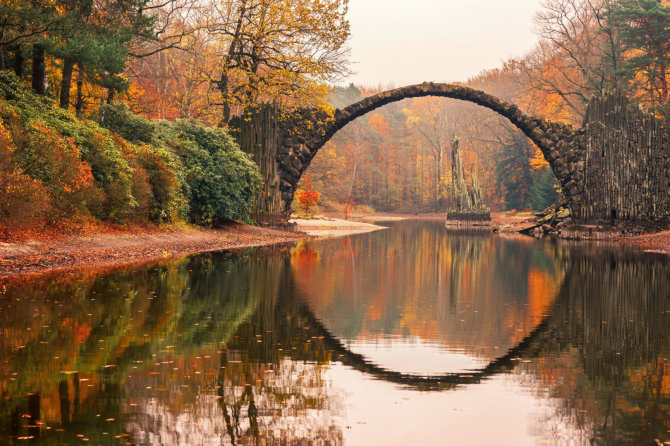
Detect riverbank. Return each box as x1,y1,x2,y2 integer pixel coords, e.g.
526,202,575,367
617,230,670,254
290,216,387,236
340,211,670,254
1,213,667,284
0,216,389,284
0,223,306,284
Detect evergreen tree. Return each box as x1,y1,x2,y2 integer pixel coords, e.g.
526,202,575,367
1,0,156,105
47,0,156,107
529,168,560,211
607,0,670,114
329,84,362,108
495,130,535,210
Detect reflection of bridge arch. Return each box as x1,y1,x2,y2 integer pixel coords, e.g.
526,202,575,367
242,259,569,392
224,248,670,392
296,297,562,391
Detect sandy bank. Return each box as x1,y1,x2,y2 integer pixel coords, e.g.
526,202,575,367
290,217,387,237
0,224,305,284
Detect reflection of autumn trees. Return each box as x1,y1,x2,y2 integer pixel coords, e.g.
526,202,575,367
519,249,670,445
0,247,287,442
214,299,345,444
291,222,566,361
1,230,668,444
0,246,345,444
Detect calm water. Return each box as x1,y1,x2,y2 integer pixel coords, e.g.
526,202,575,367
0,220,668,445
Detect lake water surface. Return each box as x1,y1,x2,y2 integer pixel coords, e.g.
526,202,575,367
1,220,668,445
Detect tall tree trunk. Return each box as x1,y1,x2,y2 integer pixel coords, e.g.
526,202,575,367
14,46,25,78
31,44,46,95
436,148,442,207
0,46,5,70
219,76,231,126
218,0,247,126
59,57,76,109
107,88,115,104
75,63,84,115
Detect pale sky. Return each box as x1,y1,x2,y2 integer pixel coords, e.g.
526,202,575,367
343,0,543,87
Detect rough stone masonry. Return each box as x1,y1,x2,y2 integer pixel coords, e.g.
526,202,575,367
232,83,669,228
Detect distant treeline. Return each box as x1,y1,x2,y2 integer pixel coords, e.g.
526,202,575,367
306,0,669,213
0,0,667,217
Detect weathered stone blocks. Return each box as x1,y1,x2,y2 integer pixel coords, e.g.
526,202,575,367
235,84,667,228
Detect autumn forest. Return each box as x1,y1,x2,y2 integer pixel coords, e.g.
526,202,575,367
0,0,668,230
0,1,669,444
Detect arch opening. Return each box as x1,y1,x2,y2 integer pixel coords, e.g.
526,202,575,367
278,82,584,218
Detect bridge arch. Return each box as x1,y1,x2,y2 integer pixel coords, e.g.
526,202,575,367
273,82,585,218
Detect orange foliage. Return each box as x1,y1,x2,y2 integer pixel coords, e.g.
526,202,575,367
0,123,50,230
295,174,320,215
526,268,557,327
290,241,320,269
368,113,390,138
27,122,95,197
529,146,550,171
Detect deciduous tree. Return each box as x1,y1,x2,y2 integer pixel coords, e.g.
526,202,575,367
206,0,351,124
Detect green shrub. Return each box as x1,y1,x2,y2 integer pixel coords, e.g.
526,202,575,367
96,102,261,224
99,102,157,145
160,121,261,225
97,105,189,222
80,129,136,221
0,101,104,220
131,142,188,223
0,71,260,227
0,71,136,221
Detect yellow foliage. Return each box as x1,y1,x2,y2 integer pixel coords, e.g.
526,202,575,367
529,146,550,171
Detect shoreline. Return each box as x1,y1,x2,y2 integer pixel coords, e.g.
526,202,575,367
290,216,387,237
0,223,307,285
345,212,670,255
0,217,387,285
1,213,667,284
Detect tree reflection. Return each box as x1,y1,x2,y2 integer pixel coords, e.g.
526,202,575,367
0,230,668,445
0,247,288,443
291,221,566,361
521,247,670,444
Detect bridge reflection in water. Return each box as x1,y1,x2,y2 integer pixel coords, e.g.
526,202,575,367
0,222,668,444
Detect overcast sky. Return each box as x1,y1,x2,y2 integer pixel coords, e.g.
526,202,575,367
343,0,543,87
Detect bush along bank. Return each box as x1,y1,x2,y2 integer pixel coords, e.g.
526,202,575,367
0,71,260,234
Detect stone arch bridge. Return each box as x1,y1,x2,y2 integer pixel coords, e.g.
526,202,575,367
231,84,669,226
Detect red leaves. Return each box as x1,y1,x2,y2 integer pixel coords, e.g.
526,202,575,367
295,174,320,215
